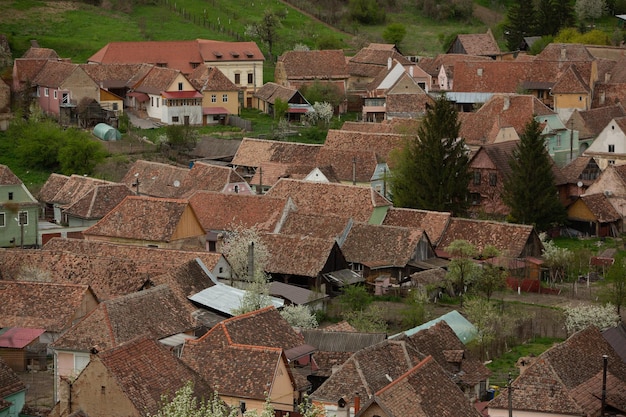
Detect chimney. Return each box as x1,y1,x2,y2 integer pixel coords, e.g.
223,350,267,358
561,47,566,60
409,66,414,77
354,394,360,414
503,96,510,111
352,157,357,185
387,57,392,70
606,72,611,83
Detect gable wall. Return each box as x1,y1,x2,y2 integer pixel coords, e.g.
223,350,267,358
202,89,239,115
358,403,388,417
586,123,626,169
567,198,597,222
172,206,206,241
61,68,100,107
586,167,626,197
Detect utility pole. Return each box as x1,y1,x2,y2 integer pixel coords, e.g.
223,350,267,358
601,355,608,417
508,372,513,417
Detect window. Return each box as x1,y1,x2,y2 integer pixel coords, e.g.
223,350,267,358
112,103,118,111
54,91,57,99
156,98,159,108
473,171,481,185
470,193,481,205
556,135,561,147
247,73,253,84
208,241,217,252
8,192,13,201
44,88,49,97
222,94,228,103
0,213,4,227
172,116,179,123
178,82,183,91
18,211,28,226
489,172,497,186
211,94,217,103
609,160,616,165
234,73,241,84
609,144,615,153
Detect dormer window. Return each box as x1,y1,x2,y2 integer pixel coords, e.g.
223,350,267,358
230,51,240,58
244,51,254,58
156,62,167,68
190,62,200,69
178,82,183,91
213,51,223,58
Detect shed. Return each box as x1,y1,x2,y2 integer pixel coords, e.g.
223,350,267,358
0,327,46,371
390,310,477,344
92,123,121,141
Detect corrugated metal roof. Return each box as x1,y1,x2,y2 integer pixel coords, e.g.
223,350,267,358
441,92,494,104
269,281,327,305
189,284,284,316
158,333,197,347
390,310,477,344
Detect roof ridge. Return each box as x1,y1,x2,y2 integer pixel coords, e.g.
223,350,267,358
375,355,434,396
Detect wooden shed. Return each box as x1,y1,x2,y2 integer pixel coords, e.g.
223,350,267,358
0,328,45,372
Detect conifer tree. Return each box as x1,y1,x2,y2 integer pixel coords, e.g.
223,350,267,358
390,94,470,216
502,118,566,231
504,0,537,51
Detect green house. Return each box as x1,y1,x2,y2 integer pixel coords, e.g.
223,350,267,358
0,165,39,248
0,357,26,417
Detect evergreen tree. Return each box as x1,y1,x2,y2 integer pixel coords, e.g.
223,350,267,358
389,94,470,215
502,118,566,231
536,0,561,36
504,0,537,51
553,0,576,31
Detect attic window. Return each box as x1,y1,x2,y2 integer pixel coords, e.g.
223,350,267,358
230,51,240,58
213,51,223,58
477,68,483,76
244,51,254,58
156,62,167,68
190,62,200,69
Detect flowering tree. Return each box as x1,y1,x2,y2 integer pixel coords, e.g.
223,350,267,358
280,304,319,329
222,225,273,315
541,236,574,285
445,240,480,306
305,102,334,126
563,304,619,335
149,382,238,417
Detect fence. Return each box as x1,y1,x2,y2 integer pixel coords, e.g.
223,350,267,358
228,115,252,131
159,0,243,40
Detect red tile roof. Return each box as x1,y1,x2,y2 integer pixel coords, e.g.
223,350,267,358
381,207,451,245
450,30,500,57
323,129,407,163
232,138,322,167
188,65,238,91
0,164,22,185
277,212,351,239
277,49,349,80
63,183,134,220
32,60,81,87
0,357,26,398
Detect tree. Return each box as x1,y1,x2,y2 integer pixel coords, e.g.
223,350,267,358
575,0,606,26
343,304,388,332
349,0,386,24
541,237,574,285
563,304,619,335
300,81,344,110
502,118,566,231
553,0,576,33
246,10,281,61
149,382,238,417
445,240,480,306
389,94,470,215
382,23,407,46
58,133,107,175
463,297,499,359
222,226,273,315
536,0,559,36
338,285,373,312
504,0,537,51
401,287,429,328
475,246,507,301
273,98,288,120
305,102,334,126
599,254,626,314
164,123,198,152
280,304,319,329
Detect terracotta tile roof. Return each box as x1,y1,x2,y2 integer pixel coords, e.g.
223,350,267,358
323,321,358,332
381,207,451,245
559,156,598,184
278,212,351,239
386,89,434,115
37,173,69,202
266,179,391,223
0,165,22,186
249,161,318,188
188,190,287,232
489,326,626,415
232,138,322,167
47,174,112,206
372,356,483,417
261,233,341,277
451,31,500,56
182,307,306,398
179,161,248,197
471,140,520,178
150,258,221,303
196,39,264,63
120,160,188,198
253,82,300,103
22,46,59,60
32,60,80,87
188,65,238,91
417,53,493,78
83,196,201,242
323,129,406,163
453,60,534,93
315,148,380,183
63,183,134,220
132,66,183,95
459,94,555,146
341,223,426,268
348,44,412,78
0,281,94,332
534,43,596,63
97,337,212,416
572,104,625,140
592,83,626,108
310,339,424,403
12,58,50,91
190,137,241,160
80,63,153,89
52,284,196,352
277,50,349,79
436,217,537,257
340,120,420,133
403,321,490,387
576,193,621,222
552,65,590,94
603,56,626,83
0,357,26,398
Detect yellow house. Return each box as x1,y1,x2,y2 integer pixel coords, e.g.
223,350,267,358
188,65,241,125
551,63,596,122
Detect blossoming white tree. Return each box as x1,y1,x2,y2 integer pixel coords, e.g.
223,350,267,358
280,304,319,329
563,303,619,335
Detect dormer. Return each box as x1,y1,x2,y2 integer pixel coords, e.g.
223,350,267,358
213,51,223,58
244,51,254,58
230,51,240,58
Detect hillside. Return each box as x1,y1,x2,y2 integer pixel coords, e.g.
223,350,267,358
0,0,502,65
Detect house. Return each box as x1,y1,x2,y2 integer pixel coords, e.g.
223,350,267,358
381,207,452,247
269,281,328,310
180,307,314,414
265,179,392,224
79,63,153,111
566,193,622,236
584,116,626,169
188,65,240,124
354,356,483,417
446,29,501,59
0,281,98,345
0,165,39,248
417,53,493,92
550,64,593,121
182,161,252,196
315,148,382,188
591,56,626,109
567,104,626,153
536,112,579,167
51,284,198,402
83,196,206,249
585,163,626,225
62,183,134,228
0,327,46,372
0,357,26,417
88,39,264,108
309,339,424,415
128,66,203,125
488,326,626,417
32,60,100,124
603,322,626,363
231,137,322,181
391,310,478,344
120,159,188,198
248,161,328,193
274,49,348,113
37,173,69,221
53,337,213,417
188,136,242,163
253,82,313,121
558,156,601,205
384,71,435,120
400,320,491,401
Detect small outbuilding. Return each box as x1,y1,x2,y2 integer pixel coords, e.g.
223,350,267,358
92,123,121,141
